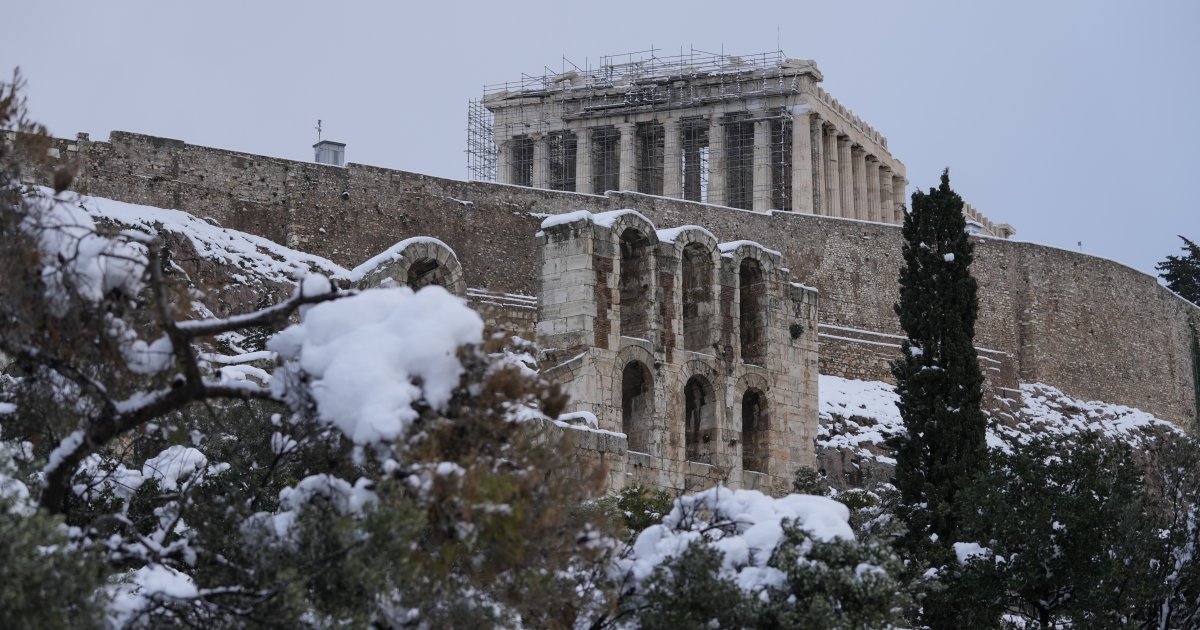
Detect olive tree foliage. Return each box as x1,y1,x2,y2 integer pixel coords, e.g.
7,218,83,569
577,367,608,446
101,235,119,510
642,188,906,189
0,71,616,627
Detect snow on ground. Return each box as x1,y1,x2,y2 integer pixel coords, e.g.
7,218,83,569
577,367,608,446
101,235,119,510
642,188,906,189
56,188,348,284
999,382,1181,444
818,375,903,464
817,374,1180,465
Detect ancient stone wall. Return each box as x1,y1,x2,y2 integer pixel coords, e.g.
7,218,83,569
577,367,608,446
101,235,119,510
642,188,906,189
39,131,1200,427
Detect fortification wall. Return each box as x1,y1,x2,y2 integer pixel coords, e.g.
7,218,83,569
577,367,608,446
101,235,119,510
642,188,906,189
43,131,1200,427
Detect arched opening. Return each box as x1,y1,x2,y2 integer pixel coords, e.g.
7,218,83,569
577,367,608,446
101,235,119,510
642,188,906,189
682,243,713,352
739,258,767,365
406,258,443,290
742,388,768,473
621,361,654,454
619,228,652,340
684,375,716,463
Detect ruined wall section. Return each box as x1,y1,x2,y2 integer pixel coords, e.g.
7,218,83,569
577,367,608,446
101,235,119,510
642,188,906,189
43,131,1199,426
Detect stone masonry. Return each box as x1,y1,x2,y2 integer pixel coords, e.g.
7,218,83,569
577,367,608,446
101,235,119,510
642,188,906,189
23,129,1200,442
536,210,819,495
477,50,1014,239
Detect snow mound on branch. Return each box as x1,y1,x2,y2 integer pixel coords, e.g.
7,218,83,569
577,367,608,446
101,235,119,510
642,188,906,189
617,487,853,591
268,286,483,444
21,190,147,313
107,564,199,626
142,445,211,491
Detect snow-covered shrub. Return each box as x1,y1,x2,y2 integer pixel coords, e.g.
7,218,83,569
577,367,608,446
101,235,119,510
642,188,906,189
610,487,907,628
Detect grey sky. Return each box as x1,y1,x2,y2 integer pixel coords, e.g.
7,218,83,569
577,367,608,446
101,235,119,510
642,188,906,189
5,0,1197,277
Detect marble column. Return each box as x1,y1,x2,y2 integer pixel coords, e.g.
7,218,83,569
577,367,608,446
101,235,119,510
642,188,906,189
531,133,549,189
824,126,840,217
496,138,513,185
618,122,636,192
753,118,772,211
707,116,727,206
809,113,824,215
790,109,814,214
892,175,906,222
851,146,867,220
837,136,853,218
662,118,682,198
879,165,894,224
865,157,880,222
575,126,592,194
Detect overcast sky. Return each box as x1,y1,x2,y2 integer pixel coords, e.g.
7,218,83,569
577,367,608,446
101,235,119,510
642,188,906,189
5,0,1197,277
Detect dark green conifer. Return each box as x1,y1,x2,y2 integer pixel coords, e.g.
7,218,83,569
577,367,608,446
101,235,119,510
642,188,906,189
891,169,987,552
1156,235,1200,305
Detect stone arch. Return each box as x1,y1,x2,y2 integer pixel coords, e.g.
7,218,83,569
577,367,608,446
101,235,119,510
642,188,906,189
667,227,720,354
739,257,768,366
355,237,467,296
684,375,716,463
605,212,658,341
620,360,655,455
721,243,778,366
736,373,771,474
679,358,721,464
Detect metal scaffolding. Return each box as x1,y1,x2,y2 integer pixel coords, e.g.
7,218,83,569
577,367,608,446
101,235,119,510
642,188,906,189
465,98,495,182
467,48,803,210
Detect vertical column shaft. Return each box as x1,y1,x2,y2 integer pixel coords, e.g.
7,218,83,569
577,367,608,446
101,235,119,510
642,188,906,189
865,157,880,222
809,114,824,215
892,175,906,222
707,116,727,206
824,126,840,217
752,118,772,211
852,146,867,220
531,133,549,189
837,136,853,218
496,139,513,185
790,109,814,214
662,118,682,198
575,126,592,194
879,165,894,224
618,122,636,192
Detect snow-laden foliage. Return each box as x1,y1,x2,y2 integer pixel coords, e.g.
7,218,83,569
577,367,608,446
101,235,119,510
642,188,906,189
610,487,907,628
617,487,854,589
269,285,483,445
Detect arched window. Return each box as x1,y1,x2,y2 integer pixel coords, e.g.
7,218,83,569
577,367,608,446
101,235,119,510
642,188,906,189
742,388,767,473
621,361,654,454
739,258,767,365
406,258,443,290
682,243,713,352
619,228,652,340
684,375,716,463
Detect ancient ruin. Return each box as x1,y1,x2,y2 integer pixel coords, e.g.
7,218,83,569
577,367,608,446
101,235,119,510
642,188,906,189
536,210,819,494
15,49,1197,496
470,49,1014,238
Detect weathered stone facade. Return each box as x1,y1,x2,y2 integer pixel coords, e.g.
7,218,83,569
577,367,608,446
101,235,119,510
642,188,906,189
26,129,1200,434
536,210,819,494
476,50,1013,238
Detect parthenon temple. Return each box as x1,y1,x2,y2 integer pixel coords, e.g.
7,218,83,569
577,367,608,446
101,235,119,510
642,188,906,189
469,48,1014,238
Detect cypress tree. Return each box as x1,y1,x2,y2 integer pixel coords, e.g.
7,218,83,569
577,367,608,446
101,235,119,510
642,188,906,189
1156,236,1200,305
891,169,987,552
